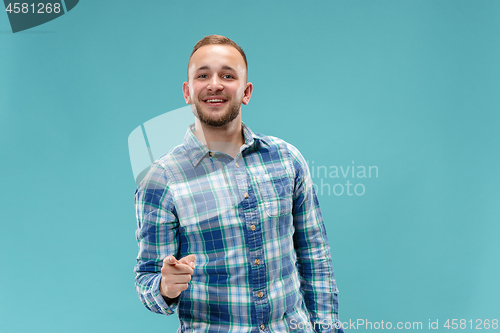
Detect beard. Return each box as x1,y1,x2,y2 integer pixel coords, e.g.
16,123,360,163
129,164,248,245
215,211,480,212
192,100,241,127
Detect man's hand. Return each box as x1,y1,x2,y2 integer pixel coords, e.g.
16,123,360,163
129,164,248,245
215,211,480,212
160,254,197,300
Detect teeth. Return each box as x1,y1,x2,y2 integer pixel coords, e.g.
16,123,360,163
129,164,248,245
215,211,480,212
206,99,225,103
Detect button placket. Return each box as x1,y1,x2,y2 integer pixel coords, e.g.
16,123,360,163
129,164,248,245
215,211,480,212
237,163,270,328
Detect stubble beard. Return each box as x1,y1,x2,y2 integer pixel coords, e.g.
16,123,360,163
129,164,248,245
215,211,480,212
193,100,241,127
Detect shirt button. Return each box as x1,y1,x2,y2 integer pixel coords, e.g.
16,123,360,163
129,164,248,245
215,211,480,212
257,291,263,298
255,259,260,265
250,225,256,231
260,324,265,330
244,193,249,199
235,162,239,168
209,152,214,157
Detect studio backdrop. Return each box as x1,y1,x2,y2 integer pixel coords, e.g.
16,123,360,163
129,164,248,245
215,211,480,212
1,1,499,332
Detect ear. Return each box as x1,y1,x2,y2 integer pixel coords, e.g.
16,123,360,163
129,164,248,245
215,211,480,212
182,81,191,104
241,82,253,105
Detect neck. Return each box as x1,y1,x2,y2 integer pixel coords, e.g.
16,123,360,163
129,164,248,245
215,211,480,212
193,117,244,159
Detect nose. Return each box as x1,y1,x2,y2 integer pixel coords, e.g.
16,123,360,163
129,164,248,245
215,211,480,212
207,76,223,92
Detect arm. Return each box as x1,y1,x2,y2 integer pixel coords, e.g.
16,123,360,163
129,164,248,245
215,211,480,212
288,145,343,333
134,162,180,315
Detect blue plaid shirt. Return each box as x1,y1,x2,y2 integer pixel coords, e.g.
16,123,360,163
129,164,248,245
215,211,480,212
134,123,342,332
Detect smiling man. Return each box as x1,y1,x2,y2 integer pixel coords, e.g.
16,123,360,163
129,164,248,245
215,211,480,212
185,42,250,128
134,35,343,332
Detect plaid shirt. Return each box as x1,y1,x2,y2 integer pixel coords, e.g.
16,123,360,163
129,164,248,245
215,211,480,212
134,123,342,332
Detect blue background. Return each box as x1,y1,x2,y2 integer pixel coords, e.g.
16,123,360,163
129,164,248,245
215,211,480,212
1,1,499,332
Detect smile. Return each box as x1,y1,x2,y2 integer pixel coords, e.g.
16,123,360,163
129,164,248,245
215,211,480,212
205,99,226,103
203,98,227,103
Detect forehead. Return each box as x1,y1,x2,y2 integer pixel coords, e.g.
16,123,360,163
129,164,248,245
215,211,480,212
188,44,246,75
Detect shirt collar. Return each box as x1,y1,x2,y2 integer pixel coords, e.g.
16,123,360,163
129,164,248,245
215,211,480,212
182,122,270,167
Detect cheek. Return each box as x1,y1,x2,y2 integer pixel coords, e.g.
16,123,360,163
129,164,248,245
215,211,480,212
189,85,201,98
235,85,246,98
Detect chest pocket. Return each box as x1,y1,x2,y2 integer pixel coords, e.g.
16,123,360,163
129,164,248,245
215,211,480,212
254,169,293,217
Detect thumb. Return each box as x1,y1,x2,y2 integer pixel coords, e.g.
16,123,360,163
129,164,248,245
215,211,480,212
179,254,197,268
163,255,179,266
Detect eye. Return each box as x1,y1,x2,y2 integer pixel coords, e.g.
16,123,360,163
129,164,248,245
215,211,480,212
222,74,234,79
197,74,208,79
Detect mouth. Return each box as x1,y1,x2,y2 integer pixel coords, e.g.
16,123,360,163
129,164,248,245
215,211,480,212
202,97,228,106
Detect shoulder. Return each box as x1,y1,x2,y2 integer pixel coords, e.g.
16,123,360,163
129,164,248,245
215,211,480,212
254,133,309,174
254,132,296,153
154,143,186,169
139,143,188,189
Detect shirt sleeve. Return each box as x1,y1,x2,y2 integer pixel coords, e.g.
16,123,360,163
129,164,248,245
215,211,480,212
134,162,180,316
287,144,343,333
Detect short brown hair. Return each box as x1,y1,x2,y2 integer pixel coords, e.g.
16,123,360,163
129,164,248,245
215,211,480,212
188,35,248,77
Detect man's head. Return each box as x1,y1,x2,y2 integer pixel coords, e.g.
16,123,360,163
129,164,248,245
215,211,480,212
183,35,252,128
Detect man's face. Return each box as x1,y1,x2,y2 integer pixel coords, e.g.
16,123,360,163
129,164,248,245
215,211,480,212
183,44,252,127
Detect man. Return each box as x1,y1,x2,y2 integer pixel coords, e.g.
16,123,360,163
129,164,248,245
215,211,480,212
134,35,343,332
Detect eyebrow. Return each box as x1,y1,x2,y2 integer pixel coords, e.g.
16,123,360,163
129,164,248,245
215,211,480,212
221,65,236,71
195,65,236,72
